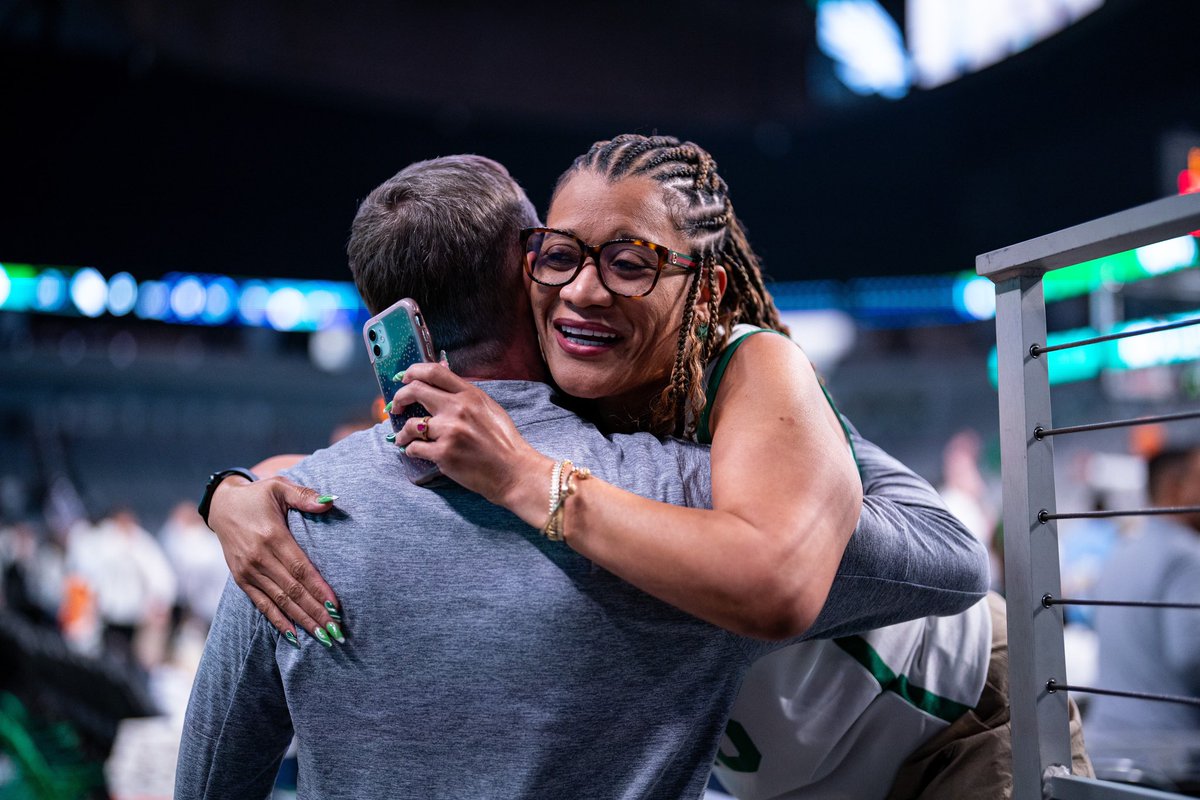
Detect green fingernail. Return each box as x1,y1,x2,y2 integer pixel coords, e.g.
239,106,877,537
392,371,405,382
397,445,406,455
314,626,333,648
284,630,300,648
326,621,346,644
384,401,393,414
317,494,337,504
324,601,341,621
385,433,397,443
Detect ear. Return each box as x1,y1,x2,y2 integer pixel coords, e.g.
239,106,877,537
697,263,728,308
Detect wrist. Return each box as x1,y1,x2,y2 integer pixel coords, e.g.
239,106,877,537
497,452,557,528
198,467,258,530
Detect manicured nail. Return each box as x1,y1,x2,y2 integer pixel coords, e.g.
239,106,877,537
392,371,405,382
326,621,346,644
439,349,450,367
284,630,300,648
385,432,396,443
314,626,333,648
397,445,406,454
324,601,341,621
317,494,337,504
384,401,393,414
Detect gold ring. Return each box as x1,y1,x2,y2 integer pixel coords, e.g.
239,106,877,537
417,416,432,442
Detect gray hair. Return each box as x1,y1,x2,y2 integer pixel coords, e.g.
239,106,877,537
347,155,540,371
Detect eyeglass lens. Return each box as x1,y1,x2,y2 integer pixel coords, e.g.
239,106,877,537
526,231,662,297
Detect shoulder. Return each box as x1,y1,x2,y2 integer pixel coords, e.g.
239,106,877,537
282,423,395,489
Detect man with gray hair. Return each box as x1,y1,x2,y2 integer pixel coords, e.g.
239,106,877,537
175,154,987,798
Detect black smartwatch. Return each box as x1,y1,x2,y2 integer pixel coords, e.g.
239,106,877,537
198,468,258,529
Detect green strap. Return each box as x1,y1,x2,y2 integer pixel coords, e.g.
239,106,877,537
832,636,972,723
698,330,859,472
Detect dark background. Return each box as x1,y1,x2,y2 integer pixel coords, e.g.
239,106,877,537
3,0,1198,285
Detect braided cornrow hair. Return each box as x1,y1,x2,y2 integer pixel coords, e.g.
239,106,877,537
556,134,788,438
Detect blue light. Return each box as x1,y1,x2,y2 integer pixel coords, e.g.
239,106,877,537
35,270,68,311
265,286,307,331
70,268,109,318
0,264,9,308
954,275,996,321
238,282,270,326
170,276,207,321
203,276,238,324
107,272,138,316
135,280,170,320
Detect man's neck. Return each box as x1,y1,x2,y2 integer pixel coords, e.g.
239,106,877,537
451,337,547,383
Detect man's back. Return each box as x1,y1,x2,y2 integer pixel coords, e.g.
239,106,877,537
179,382,758,799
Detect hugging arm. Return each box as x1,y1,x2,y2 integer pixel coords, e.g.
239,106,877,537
205,457,341,640
394,334,864,641
801,430,990,640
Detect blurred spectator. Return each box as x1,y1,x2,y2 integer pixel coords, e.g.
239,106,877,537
161,501,227,629
938,430,1002,591
1087,446,1200,758
1058,489,1121,628
71,508,177,671
0,520,64,628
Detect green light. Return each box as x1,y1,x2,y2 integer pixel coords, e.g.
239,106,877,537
988,312,1200,388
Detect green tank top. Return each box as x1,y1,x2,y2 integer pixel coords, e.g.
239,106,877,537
696,325,859,470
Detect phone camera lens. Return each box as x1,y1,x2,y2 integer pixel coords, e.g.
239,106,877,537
368,329,377,341
373,344,382,357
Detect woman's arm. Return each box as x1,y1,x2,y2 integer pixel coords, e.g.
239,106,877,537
204,455,342,641
394,334,863,641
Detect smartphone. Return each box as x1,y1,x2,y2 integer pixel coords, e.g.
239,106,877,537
363,297,442,485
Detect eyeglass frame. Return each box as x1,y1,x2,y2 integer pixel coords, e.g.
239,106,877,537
519,226,700,299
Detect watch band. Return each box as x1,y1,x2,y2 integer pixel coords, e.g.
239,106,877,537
198,467,258,529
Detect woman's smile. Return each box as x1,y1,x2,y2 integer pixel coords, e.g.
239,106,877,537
532,172,698,413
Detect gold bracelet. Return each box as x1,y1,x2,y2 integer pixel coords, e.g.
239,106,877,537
543,459,572,540
543,463,590,541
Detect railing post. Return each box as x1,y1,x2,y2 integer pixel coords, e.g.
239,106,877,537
993,273,1074,799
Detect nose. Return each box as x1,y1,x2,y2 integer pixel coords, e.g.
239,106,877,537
559,257,613,308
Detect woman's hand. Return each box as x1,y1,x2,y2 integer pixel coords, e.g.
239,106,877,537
390,363,554,517
207,474,344,645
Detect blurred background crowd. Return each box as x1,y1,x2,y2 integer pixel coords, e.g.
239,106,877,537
2,0,1199,796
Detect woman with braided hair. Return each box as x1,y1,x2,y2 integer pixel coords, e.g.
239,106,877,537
382,134,1079,798
388,133,866,639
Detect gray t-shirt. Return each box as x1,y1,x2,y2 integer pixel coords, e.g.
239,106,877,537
176,381,986,799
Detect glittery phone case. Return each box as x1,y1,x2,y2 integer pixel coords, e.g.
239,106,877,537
363,297,441,485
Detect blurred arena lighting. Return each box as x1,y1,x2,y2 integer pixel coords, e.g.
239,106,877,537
955,275,997,321
816,0,912,99
237,281,270,327
1135,234,1198,275
987,310,1200,387
169,275,208,322
265,286,307,331
106,272,138,316
778,309,857,372
309,326,358,372
202,276,238,324
0,250,1191,332
818,0,1104,100
36,269,68,311
69,267,108,317
134,280,169,320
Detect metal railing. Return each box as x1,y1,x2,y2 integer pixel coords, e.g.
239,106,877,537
977,191,1200,800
